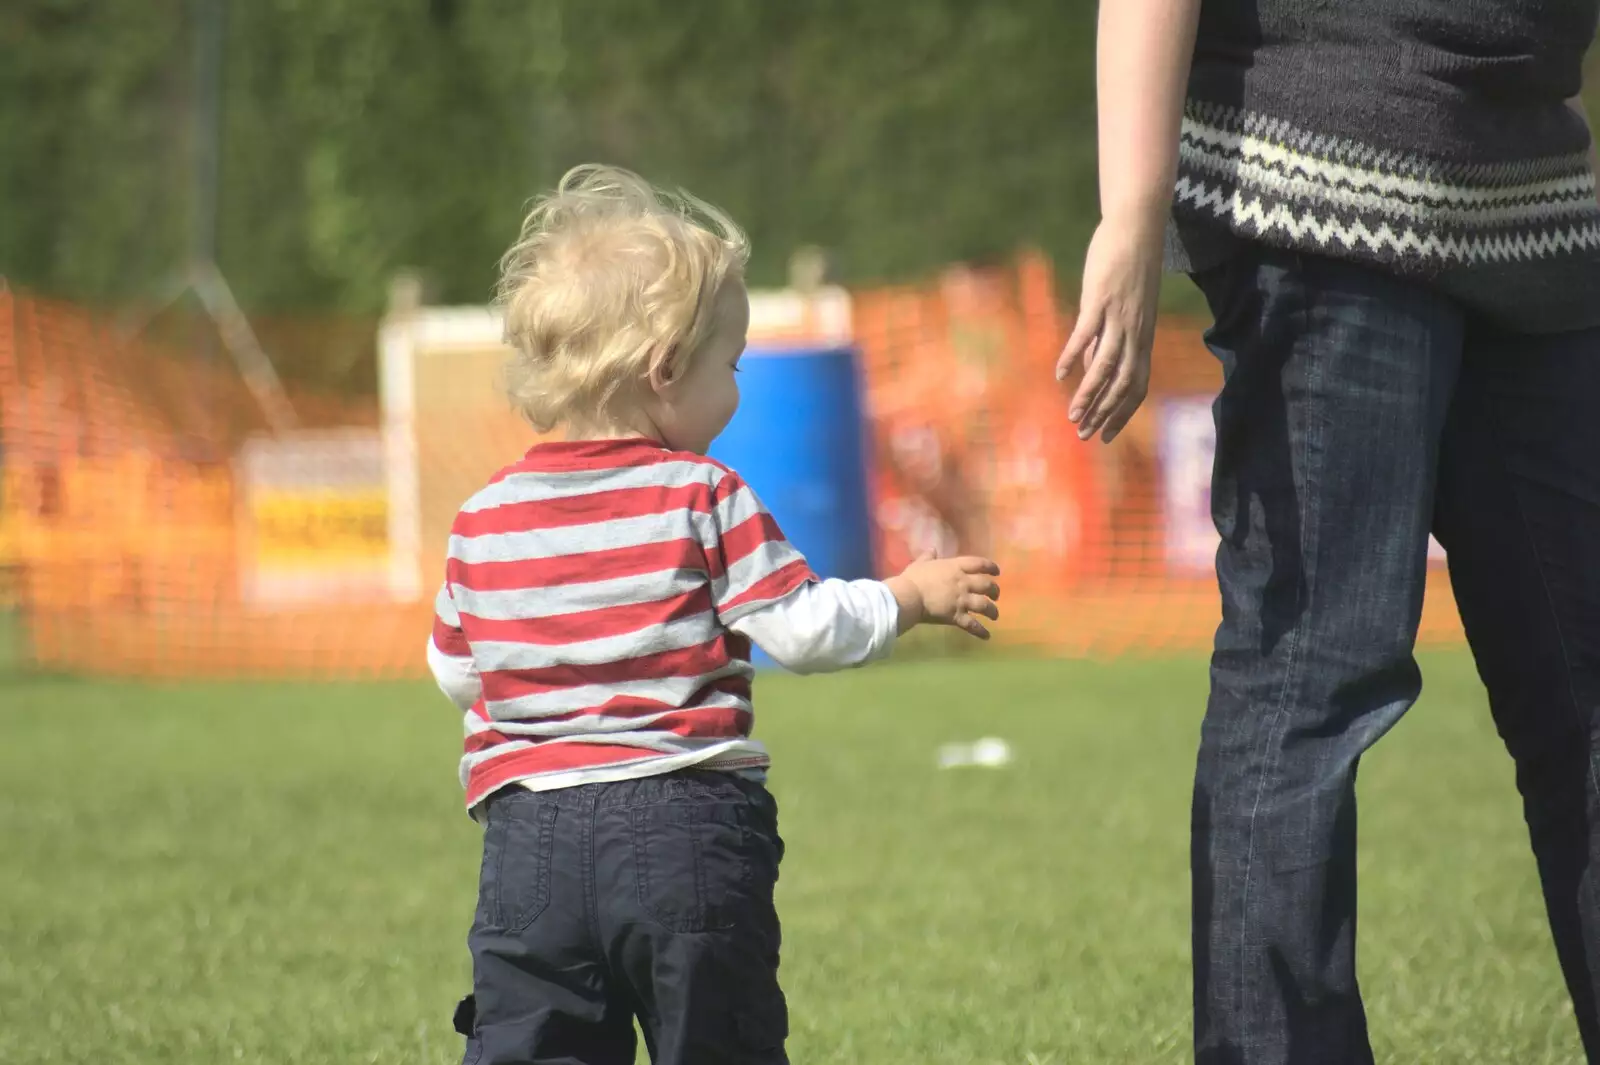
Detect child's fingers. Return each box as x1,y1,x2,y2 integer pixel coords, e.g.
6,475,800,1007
964,594,999,621
956,613,992,639
956,556,1000,576
964,576,1001,600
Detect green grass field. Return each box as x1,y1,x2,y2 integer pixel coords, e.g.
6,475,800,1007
0,652,1583,1064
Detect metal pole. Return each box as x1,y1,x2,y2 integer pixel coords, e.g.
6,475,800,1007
125,0,295,435
191,0,225,272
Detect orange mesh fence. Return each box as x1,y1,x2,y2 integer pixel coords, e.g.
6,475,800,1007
0,262,1465,679
853,252,1464,657
0,291,427,678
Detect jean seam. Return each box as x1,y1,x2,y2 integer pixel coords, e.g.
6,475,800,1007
580,787,604,955
506,803,558,933
487,808,509,928
631,807,697,933
1482,398,1600,801
1231,261,1328,1035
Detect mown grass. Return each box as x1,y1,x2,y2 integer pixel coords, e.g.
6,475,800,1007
0,652,1580,1063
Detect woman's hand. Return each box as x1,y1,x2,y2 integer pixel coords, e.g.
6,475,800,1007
1058,0,1202,443
1056,212,1165,443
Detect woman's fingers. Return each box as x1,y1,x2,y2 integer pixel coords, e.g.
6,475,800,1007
1082,327,1138,438
1056,302,1104,384
1070,331,1113,424
1099,350,1151,444
1075,322,1125,437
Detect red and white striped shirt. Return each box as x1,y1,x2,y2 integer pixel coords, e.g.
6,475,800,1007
429,437,875,809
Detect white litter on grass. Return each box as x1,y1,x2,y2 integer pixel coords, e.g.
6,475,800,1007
936,737,1014,769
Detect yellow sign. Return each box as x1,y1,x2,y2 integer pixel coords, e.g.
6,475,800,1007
236,430,392,606
250,488,388,564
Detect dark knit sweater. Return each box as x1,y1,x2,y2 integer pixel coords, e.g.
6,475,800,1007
1168,0,1600,332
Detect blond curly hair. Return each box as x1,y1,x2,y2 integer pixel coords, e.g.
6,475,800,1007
494,164,750,433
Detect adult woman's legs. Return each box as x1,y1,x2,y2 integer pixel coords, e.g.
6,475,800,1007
1434,321,1600,1061
1191,246,1464,1065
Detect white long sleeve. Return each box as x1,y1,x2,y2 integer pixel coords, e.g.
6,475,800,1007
428,582,482,713
728,578,899,675
427,635,482,712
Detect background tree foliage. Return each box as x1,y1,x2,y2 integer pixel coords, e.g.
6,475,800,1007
0,0,1100,314
7,1,1598,325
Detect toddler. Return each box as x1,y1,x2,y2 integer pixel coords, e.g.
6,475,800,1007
429,165,1002,1065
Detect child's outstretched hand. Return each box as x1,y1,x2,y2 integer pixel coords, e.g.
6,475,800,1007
886,553,1002,639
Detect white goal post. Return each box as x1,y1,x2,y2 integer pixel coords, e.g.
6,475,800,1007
377,288,854,603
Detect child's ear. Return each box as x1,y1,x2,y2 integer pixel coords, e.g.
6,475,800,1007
647,345,681,394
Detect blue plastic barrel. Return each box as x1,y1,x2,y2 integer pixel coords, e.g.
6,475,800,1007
709,343,876,668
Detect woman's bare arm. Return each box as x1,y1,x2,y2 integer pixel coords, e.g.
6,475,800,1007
1057,0,1202,443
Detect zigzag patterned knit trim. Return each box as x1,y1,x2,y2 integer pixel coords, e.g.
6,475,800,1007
1186,101,1591,187
1177,104,1600,264
1179,163,1599,228
1175,178,1600,264
1180,124,1597,215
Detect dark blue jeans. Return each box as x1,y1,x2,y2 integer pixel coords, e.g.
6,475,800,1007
454,771,787,1065
1191,245,1600,1065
